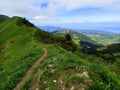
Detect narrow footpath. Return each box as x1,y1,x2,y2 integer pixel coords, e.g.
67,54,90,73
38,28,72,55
13,48,48,90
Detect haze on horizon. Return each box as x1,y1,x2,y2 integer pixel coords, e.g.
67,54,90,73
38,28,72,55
0,0,120,33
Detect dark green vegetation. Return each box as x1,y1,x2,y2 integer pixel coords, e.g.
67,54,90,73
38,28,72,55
0,15,120,90
80,40,102,53
96,43,120,63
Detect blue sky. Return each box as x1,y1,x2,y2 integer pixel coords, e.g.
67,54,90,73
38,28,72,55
0,0,120,25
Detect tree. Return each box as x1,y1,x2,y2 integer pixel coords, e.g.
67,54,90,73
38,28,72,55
65,33,72,41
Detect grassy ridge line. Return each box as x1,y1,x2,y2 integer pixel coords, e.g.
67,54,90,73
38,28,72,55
13,48,47,90
0,16,43,90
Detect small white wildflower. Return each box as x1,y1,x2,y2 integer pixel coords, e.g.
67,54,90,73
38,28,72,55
53,80,57,83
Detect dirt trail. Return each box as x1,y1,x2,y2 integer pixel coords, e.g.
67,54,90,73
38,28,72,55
13,48,48,90
28,69,41,90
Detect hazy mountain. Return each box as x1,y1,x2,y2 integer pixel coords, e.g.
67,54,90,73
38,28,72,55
0,15,10,22
38,26,63,32
51,21,120,33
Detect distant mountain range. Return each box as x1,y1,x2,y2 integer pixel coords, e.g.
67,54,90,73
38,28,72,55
0,15,10,22
59,22,120,33
38,25,120,34
38,26,63,32
39,26,120,45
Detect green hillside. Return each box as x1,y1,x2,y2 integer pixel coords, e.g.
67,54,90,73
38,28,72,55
28,44,120,90
52,30,98,45
52,30,102,54
0,16,120,90
97,43,120,62
0,16,78,89
86,33,120,45
0,16,44,89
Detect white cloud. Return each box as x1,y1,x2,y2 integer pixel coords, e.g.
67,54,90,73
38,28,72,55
0,0,34,16
53,0,120,11
0,0,120,25
0,0,120,16
34,15,48,20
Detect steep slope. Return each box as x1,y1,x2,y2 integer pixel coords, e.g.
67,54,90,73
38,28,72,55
0,16,78,89
0,16,120,90
98,43,120,54
97,43,120,62
0,16,44,90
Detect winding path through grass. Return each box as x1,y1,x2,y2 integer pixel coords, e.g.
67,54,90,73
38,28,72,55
13,48,48,90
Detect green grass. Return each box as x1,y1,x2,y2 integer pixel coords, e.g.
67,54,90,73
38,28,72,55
65,75,84,87
34,44,120,90
0,17,43,90
0,16,120,90
20,74,33,90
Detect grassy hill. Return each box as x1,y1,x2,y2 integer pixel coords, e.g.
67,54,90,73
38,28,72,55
52,30,102,53
97,43,120,62
52,30,98,45
0,16,78,89
0,16,44,89
0,16,120,90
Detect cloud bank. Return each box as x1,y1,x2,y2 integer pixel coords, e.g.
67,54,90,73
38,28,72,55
0,0,120,24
